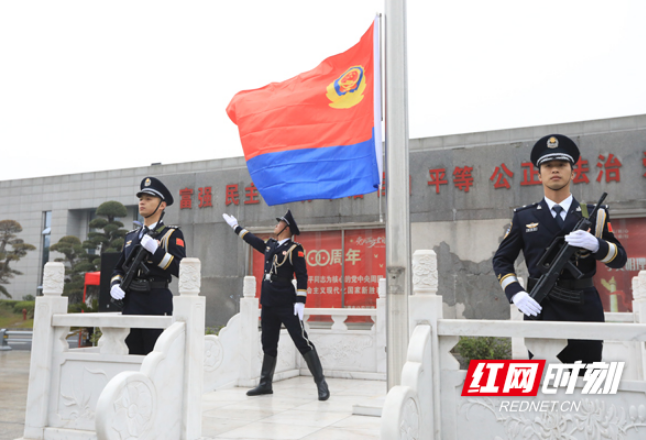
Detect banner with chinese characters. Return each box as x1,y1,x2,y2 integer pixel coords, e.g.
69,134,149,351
251,229,385,313
593,217,646,312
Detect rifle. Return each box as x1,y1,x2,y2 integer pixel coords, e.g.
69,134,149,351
529,192,607,305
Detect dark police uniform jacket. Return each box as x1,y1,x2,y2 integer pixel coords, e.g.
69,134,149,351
110,221,186,315
234,226,307,307
493,197,627,323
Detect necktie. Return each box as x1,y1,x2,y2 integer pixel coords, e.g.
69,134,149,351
552,205,565,228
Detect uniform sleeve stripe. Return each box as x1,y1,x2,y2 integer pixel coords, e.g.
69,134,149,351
500,274,518,290
296,289,307,297
601,242,618,264
240,229,249,239
159,253,173,269
111,275,122,283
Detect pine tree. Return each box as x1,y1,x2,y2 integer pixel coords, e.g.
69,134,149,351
0,220,36,298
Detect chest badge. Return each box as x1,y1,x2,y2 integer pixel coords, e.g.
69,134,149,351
266,246,270,251
125,240,132,247
526,222,539,233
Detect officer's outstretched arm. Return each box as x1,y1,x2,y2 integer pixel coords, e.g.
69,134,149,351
492,213,524,302
293,244,308,304
234,226,266,253
593,210,627,269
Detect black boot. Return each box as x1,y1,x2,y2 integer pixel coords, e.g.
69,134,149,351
247,354,277,396
303,349,330,401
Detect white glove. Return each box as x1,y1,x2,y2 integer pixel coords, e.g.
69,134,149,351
294,302,305,321
110,285,125,300
565,229,599,253
222,213,238,230
512,291,542,316
141,234,159,253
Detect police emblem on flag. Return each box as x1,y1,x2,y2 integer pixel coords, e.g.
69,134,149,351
326,66,366,109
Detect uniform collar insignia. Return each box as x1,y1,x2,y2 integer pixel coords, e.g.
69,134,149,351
536,204,542,209
576,206,581,211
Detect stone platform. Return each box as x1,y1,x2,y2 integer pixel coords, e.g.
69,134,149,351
0,351,384,440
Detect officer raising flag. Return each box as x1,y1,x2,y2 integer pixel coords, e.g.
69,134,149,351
222,209,330,400
493,134,627,365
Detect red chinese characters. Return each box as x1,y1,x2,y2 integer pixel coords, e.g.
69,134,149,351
198,187,213,208
520,162,541,186
428,168,449,194
453,166,474,192
490,164,514,189
596,154,622,183
225,184,240,206
244,182,260,205
572,156,590,184
179,188,194,209
643,152,646,178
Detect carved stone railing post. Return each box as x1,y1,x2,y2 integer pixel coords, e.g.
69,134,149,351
173,258,205,440
23,262,69,440
408,250,442,439
632,270,646,380
239,275,261,385
412,249,438,296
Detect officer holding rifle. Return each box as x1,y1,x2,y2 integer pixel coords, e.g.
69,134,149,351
493,134,626,364
110,177,186,355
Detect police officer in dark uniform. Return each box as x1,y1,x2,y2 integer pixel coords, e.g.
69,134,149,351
222,210,330,401
110,177,186,355
493,134,627,364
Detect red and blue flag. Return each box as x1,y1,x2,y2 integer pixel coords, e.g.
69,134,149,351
226,18,382,206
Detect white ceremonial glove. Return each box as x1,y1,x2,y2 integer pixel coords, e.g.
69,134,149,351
222,213,238,230
565,229,600,253
110,285,125,300
294,302,305,321
512,291,542,317
141,234,159,253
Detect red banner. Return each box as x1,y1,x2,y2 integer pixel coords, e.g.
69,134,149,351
251,229,385,314
594,218,646,312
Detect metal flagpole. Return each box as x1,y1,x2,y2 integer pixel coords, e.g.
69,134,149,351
384,0,411,389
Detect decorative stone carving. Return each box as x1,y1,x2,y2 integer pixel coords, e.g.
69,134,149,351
412,250,438,296
400,397,420,440
461,398,646,440
179,258,201,296
112,380,156,439
59,367,108,423
98,328,130,355
243,275,256,298
43,262,65,296
204,336,223,372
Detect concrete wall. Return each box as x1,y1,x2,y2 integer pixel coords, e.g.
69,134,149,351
1,114,645,326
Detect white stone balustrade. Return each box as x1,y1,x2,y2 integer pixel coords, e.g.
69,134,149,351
203,275,387,392
381,259,646,440
17,259,205,440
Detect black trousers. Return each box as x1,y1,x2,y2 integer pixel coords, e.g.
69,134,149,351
125,328,164,355
261,305,314,357
122,287,172,355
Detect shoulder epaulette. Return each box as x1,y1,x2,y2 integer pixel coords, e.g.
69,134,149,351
514,202,539,213
127,228,140,234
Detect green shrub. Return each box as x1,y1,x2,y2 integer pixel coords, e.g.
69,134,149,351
0,299,19,310
453,336,511,369
12,301,35,318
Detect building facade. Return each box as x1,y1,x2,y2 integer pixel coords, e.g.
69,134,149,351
2,114,645,327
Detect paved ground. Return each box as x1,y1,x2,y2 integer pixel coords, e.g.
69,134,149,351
0,351,30,440
0,351,384,440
